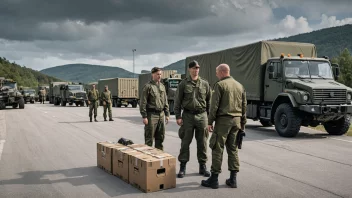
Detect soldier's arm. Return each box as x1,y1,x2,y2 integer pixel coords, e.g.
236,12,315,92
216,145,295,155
139,85,148,118
174,80,184,119
241,87,247,129
205,82,211,115
163,85,170,117
208,83,221,125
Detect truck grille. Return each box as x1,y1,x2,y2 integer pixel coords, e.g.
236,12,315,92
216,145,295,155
312,89,347,104
75,93,86,99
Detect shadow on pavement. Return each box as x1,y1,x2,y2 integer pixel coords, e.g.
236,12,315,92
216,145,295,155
0,166,141,197
243,123,330,142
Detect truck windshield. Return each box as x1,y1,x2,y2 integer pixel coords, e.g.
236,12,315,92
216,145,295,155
3,82,16,89
284,60,333,79
169,79,182,88
68,85,82,90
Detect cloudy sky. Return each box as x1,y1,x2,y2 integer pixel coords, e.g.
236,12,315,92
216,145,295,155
1,0,352,73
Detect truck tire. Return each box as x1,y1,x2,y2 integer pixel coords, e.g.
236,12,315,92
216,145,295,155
274,103,302,137
260,119,273,127
19,98,25,109
132,101,137,108
323,115,351,135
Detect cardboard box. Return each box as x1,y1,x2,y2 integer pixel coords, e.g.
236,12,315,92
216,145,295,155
97,142,125,173
112,147,139,183
128,148,176,193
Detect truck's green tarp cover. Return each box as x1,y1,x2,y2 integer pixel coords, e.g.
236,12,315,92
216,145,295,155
185,41,317,100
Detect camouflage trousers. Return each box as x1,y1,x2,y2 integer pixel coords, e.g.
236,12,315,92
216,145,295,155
89,101,98,118
103,102,112,119
209,116,241,174
41,96,45,103
178,111,208,164
144,111,165,151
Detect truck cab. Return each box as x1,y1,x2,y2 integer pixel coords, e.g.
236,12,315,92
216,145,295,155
0,79,25,109
261,54,352,137
162,74,183,115
21,89,36,104
60,84,88,107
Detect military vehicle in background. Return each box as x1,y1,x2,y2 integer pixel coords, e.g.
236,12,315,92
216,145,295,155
37,85,49,102
138,70,182,115
21,88,36,104
98,78,138,108
55,83,88,106
181,74,187,79
0,77,25,110
185,41,352,137
50,82,69,105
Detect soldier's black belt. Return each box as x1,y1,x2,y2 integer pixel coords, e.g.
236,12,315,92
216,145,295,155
147,108,162,113
183,109,206,114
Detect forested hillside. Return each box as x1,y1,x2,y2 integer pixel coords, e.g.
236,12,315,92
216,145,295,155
0,57,62,88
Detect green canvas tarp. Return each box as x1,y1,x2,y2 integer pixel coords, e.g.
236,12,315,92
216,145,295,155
185,41,317,100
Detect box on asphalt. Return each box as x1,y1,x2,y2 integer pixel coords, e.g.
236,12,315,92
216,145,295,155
112,146,139,183
97,142,126,173
128,145,176,193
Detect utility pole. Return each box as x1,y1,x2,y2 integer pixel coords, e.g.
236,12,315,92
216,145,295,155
132,49,136,78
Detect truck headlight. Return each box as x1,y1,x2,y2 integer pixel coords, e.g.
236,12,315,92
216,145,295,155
303,95,309,101
347,93,351,100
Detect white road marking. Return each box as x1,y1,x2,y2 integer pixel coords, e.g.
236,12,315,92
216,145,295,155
330,138,352,143
0,140,5,161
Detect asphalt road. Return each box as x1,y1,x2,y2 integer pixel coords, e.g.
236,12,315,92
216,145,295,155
0,103,352,198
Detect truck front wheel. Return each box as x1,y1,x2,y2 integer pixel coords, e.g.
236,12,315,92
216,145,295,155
274,103,302,137
19,98,25,109
323,115,351,135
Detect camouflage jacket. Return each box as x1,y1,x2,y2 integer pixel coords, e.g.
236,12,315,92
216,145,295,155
208,76,247,126
140,80,170,118
174,76,211,119
88,89,99,101
100,90,112,104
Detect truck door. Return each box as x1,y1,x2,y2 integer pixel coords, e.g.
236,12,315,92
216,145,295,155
264,61,283,102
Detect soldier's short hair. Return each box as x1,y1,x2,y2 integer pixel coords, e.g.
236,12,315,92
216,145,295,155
189,60,200,68
151,67,162,73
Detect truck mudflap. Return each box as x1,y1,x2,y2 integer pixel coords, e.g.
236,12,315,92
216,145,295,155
299,104,352,115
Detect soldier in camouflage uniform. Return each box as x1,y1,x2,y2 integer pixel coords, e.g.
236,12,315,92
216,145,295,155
101,85,114,121
39,88,46,104
87,84,99,122
174,60,211,178
201,64,247,189
139,67,170,151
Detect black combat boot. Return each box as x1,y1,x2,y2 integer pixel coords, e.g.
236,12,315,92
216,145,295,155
201,173,219,189
177,162,186,178
226,171,237,188
90,117,92,122
94,116,98,122
104,118,107,121
109,118,114,121
199,164,210,177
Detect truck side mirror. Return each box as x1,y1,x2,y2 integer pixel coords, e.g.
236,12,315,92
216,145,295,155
331,63,340,80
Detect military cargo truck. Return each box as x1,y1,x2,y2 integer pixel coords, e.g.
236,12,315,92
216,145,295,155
50,82,69,105
138,70,182,114
0,78,25,110
98,78,138,108
56,83,88,106
21,88,36,104
185,41,352,137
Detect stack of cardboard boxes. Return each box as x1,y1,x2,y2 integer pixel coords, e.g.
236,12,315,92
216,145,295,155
97,142,176,193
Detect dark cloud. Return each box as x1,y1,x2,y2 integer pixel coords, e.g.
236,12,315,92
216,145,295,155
0,0,351,72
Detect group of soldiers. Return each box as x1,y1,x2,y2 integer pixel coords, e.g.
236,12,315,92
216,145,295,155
139,61,247,189
87,84,114,122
